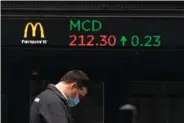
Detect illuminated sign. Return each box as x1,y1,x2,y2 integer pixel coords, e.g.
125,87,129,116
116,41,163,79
22,22,48,44
24,22,45,38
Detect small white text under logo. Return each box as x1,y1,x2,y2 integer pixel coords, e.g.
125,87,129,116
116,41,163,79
21,40,48,44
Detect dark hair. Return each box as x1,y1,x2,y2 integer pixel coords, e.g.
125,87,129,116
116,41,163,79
60,70,90,89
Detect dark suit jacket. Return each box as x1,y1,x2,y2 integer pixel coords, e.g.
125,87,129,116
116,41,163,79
30,84,73,123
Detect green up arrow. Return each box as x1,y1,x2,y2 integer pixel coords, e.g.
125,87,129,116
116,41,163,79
120,36,127,47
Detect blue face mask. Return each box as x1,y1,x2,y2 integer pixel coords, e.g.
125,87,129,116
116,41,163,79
67,97,80,107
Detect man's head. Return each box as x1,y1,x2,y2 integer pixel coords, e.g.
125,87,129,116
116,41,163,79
59,70,90,106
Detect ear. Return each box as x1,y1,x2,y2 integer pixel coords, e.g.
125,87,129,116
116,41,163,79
70,82,77,88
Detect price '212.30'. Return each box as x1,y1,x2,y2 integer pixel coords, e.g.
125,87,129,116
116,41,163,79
69,35,117,47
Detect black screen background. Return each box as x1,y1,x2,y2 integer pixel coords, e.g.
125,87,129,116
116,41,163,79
2,18,184,48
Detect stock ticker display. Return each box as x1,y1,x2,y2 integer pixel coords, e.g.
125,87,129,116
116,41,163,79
2,17,184,49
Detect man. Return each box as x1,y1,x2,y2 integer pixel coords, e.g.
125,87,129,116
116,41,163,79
30,70,90,123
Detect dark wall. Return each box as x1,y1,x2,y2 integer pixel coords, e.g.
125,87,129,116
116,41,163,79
129,82,184,123
2,48,184,123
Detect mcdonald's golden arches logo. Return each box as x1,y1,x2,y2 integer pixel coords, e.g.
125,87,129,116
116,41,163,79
22,22,48,44
24,22,45,38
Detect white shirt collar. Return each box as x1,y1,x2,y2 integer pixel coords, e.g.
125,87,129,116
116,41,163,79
52,84,67,99
60,89,67,99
